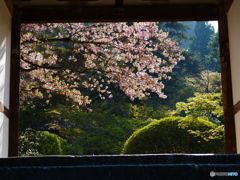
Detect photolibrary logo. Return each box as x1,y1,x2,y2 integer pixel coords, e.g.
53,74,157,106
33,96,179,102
210,171,238,177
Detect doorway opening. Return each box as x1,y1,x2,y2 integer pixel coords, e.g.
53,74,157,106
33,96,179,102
19,21,224,156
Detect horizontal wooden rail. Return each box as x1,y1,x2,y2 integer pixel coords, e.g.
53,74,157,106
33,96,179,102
234,100,240,115
0,101,10,119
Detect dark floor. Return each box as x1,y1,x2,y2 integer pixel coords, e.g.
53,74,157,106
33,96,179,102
0,154,239,180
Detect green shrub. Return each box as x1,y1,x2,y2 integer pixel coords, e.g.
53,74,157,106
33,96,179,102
19,128,42,156
37,131,66,155
19,129,77,156
121,116,225,154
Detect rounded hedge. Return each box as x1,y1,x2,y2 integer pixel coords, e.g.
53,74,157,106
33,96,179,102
121,116,225,154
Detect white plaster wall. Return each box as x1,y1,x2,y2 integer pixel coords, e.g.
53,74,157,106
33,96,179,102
228,0,240,153
0,0,12,158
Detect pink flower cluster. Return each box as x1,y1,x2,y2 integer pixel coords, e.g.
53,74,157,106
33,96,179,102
20,22,185,105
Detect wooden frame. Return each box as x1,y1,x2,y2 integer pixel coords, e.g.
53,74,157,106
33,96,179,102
20,5,218,23
9,10,21,157
4,0,13,15
8,0,237,156
218,0,236,154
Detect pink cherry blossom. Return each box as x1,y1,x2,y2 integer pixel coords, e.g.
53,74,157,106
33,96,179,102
20,22,185,106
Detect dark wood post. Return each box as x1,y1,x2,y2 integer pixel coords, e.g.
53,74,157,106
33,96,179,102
218,0,237,154
9,9,20,157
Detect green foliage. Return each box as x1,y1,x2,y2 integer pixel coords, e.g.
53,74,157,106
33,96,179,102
205,32,220,72
20,21,222,156
188,125,225,147
19,128,42,156
20,93,75,130
190,22,216,71
185,71,222,93
190,22,215,58
158,50,203,109
37,131,66,155
122,116,225,154
129,104,171,121
19,128,77,156
174,93,223,124
158,21,191,41
38,105,147,155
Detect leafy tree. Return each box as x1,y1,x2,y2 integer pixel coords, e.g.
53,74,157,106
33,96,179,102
205,32,220,72
20,93,75,129
33,104,153,155
160,50,202,107
158,22,191,41
190,21,215,70
19,128,76,156
19,128,42,156
37,131,67,155
129,104,171,121
122,116,225,154
20,22,184,106
185,70,222,93
173,93,223,125
145,22,205,108
190,21,214,58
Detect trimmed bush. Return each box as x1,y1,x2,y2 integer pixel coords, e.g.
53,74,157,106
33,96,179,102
122,116,225,154
38,131,66,155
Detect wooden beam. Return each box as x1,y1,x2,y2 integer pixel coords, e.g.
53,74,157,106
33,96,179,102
0,102,10,119
218,0,237,154
225,0,234,13
115,0,123,6
19,4,219,23
56,0,98,2
234,100,240,115
9,10,21,157
4,0,13,15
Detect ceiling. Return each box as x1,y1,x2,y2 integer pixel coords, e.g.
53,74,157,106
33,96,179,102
18,0,218,7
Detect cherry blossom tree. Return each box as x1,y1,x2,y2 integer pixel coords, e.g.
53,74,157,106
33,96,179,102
20,22,185,106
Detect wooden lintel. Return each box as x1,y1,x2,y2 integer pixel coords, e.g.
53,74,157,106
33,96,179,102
19,4,219,23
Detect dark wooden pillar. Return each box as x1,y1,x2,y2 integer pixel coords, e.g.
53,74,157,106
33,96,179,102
218,0,237,154
9,9,20,157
